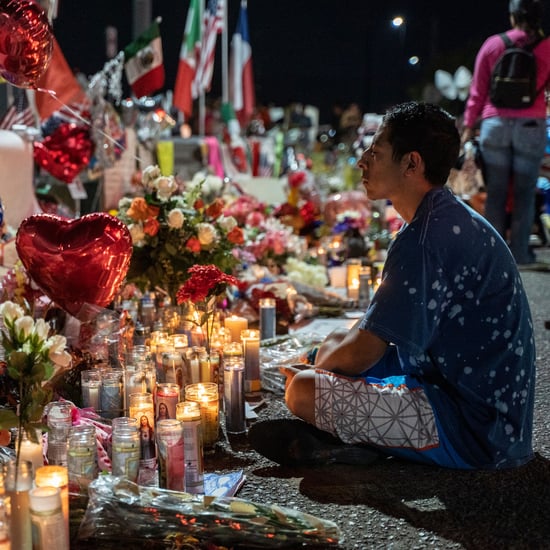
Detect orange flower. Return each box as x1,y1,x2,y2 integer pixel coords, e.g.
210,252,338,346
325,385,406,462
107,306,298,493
227,226,245,245
205,198,224,220
185,236,201,253
143,217,160,236
193,198,204,210
127,197,160,221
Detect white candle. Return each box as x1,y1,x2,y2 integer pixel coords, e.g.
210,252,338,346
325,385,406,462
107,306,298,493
18,429,44,477
224,315,248,343
35,465,69,542
241,329,261,393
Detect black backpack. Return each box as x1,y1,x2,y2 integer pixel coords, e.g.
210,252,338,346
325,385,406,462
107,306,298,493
489,33,544,108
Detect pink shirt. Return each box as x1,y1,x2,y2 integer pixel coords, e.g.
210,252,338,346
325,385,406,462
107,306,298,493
463,29,550,128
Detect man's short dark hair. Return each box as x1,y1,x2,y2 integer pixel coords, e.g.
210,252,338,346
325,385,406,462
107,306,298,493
382,102,460,186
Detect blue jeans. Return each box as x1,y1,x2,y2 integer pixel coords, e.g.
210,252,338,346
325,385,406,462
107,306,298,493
479,116,546,264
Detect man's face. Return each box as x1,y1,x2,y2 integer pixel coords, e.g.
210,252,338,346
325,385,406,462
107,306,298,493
357,125,404,201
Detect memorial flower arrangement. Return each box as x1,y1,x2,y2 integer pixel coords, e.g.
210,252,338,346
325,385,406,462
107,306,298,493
116,165,244,302
0,300,71,466
176,264,239,353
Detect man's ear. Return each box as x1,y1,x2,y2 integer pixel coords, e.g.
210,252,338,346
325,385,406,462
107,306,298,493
404,151,423,174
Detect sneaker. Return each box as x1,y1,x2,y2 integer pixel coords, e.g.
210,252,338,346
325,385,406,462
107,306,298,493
248,419,381,466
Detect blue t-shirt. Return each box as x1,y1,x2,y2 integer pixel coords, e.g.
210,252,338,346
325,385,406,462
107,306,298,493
359,187,535,469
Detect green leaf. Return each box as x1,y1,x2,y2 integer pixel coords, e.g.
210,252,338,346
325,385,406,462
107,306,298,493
0,408,19,430
7,350,28,371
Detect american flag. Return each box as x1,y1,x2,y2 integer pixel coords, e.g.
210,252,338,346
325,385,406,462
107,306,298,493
194,0,225,94
0,88,35,130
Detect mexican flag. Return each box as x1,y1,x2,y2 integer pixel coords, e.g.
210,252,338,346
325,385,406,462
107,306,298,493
124,20,165,98
173,0,202,118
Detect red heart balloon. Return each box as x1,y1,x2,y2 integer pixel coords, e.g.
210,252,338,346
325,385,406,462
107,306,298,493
0,0,53,88
15,213,132,316
33,123,94,183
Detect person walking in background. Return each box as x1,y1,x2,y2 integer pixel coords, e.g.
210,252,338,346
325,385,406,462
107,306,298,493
250,102,536,471
462,0,550,269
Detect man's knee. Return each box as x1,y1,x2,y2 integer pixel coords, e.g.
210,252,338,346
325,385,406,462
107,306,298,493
285,370,316,423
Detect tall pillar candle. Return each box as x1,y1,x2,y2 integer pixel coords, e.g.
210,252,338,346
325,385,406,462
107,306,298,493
259,298,276,341
176,401,204,494
185,383,219,449
241,329,261,393
35,465,69,543
81,369,101,411
223,359,246,434
100,368,124,419
17,428,44,478
155,383,180,422
29,486,69,550
4,458,33,550
129,393,157,476
156,419,185,491
346,259,362,301
224,315,248,343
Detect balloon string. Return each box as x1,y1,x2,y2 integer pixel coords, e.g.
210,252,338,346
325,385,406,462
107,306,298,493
35,87,144,165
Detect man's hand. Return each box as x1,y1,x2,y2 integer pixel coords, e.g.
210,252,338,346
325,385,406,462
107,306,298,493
279,364,311,392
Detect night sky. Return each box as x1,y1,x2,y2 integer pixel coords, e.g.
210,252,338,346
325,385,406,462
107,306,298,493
50,0,550,123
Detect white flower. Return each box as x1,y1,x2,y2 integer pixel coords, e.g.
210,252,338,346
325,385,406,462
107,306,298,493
129,223,146,246
0,301,24,324
155,175,178,202
142,165,161,187
15,316,34,340
217,215,237,232
167,208,185,229
118,196,133,210
188,172,206,191
197,223,218,246
46,335,71,367
33,318,50,342
202,174,223,195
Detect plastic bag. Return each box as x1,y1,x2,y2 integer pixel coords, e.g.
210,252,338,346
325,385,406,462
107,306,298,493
78,475,341,548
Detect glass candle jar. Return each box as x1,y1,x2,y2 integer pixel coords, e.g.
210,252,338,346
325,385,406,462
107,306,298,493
185,383,219,449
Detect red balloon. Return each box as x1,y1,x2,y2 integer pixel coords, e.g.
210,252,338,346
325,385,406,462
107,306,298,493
15,213,133,317
0,0,53,88
33,123,94,183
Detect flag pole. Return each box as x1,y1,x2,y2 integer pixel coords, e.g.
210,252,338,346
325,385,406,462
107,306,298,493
198,0,206,136
221,0,229,104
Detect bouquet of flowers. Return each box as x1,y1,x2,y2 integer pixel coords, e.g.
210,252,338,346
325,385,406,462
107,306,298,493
116,165,244,302
0,300,71,464
176,265,239,353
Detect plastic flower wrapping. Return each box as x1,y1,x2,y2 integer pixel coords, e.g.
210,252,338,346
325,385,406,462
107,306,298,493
116,165,244,302
77,475,341,548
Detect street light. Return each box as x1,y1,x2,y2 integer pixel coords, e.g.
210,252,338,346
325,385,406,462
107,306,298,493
391,16,404,28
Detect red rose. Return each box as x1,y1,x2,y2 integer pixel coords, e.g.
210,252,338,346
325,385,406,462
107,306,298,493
194,198,204,210
227,226,245,245
205,198,224,220
143,217,160,236
185,236,201,253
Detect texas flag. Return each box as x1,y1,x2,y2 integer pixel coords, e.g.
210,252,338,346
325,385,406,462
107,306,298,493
229,0,255,128
124,19,165,98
